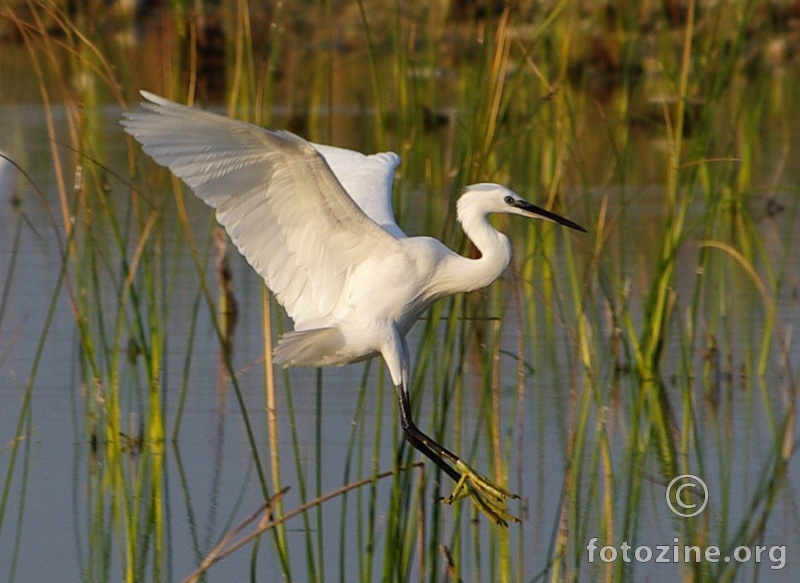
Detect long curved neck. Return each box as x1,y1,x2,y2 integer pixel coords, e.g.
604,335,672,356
439,202,512,295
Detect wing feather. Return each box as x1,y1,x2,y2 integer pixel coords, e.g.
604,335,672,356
122,91,400,327
311,144,405,238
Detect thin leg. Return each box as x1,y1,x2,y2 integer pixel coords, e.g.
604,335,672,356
393,383,519,526
395,385,460,482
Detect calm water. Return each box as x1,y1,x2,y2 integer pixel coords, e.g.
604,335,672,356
2,49,800,583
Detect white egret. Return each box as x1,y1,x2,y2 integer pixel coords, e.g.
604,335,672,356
121,91,586,525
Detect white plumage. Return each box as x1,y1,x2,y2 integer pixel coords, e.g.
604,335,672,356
121,91,585,525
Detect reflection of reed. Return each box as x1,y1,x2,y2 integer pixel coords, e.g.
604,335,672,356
214,229,237,546
209,227,238,550
214,227,238,359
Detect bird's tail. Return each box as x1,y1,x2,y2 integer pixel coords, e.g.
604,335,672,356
273,327,345,368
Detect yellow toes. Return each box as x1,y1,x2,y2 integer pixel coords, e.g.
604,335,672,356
439,461,520,527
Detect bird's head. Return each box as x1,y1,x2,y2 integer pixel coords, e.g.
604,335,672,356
459,183,586,232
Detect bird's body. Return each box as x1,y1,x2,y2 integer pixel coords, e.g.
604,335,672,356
275,236,449,367
122,92,585,525
275,204,509,372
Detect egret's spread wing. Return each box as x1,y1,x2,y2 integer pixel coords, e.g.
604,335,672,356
311,144,405,238
122,91,399,327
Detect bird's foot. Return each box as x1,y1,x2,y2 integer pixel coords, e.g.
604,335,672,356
440,459,520,527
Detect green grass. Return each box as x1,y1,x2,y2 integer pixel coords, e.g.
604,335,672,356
0,0,798,581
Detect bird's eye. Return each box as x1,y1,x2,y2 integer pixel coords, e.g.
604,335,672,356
504,195,515,205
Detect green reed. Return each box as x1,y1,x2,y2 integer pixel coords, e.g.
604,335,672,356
521,1,798,581
0,159,50,583
2,0,799,582
1,4,178,581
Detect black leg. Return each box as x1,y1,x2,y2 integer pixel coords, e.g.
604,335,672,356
394,383,461,482
393,382,520,526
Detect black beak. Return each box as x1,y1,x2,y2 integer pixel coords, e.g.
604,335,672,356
513,199,587,233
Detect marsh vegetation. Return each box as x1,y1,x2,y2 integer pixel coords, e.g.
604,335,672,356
0,1,798,581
